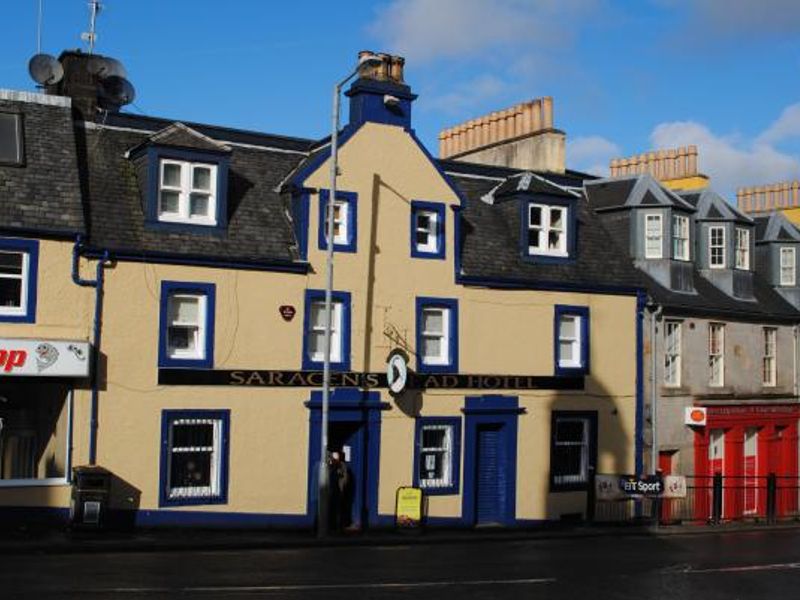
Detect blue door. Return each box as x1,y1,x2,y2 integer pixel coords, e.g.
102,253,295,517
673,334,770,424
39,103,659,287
330,421,365,528
475,424,507,525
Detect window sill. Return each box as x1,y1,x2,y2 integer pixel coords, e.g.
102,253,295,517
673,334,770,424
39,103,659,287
550,482,589,493
420,486,458,496
0,478,69,488
160,495,227,508
159,357,213,369
417,362,456,374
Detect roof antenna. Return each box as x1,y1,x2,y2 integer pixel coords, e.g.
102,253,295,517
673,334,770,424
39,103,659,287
81,0,102,54
36,0,43,54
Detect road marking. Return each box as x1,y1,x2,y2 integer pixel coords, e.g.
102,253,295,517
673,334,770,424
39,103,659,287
688,562,800,574
91,577,556,594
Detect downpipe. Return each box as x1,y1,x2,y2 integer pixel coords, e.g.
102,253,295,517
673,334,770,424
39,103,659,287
646,300,663,475
72,236,110,466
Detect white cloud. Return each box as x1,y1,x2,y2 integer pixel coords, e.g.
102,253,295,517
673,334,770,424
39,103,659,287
423,74,509,115
367,0,598,63
757,103,800,146
567,135,620,176
675,0,800,37
649,120,800,197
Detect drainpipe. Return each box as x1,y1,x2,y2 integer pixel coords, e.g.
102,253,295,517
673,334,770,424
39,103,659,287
72,236,109,466
794,325,799,399
647,300,663,475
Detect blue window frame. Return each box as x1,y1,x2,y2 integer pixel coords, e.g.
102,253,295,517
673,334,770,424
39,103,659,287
158,281,216,369
144,146,230,234
415,297,459,373
520,196,577,263
0,238,38,323
302,289,352,371
410,200,446,259
413,417,461,495
318,189,357,253
159,409,230,507
554,305,590,376
550,410,597,492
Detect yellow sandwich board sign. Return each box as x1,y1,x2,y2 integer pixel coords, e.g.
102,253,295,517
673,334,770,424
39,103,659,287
395,486,423,528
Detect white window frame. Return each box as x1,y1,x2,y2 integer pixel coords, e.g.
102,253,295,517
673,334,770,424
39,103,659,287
780,247,796,286
528,203,568,257
552,416,590,486
165,417,223,501
308,299,343,363
420,306,450,366
0,249,29,317
166,293,207,360
324,199,349,246
645,213,663,259
735,228,750,270
672,215,690,261
709,323,725,387
414,209,439,254
557,314,583,369
763,327,777,387
709,226,726,269
158,159,218,226
417,423,454,490
664,320,682,387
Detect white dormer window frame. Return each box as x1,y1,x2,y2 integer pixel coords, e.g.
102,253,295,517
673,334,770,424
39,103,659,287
780,247,796,286
528,203,568,257
158,159,218,226
672,215,690,261
735,227,750,270
644,213,663,259
709,226,726,269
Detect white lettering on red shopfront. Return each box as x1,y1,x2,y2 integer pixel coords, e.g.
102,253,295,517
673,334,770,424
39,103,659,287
0,349,27,372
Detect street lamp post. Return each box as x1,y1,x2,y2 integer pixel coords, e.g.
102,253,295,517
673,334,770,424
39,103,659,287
318,52,381,538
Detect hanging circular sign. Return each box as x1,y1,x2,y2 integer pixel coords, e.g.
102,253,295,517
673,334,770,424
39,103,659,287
386,350,409,395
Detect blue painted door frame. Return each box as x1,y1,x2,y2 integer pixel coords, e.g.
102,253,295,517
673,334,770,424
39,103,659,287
462,395,521,527
306,388,386,528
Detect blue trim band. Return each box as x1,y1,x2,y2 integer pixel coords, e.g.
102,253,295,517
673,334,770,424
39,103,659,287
415,296,459,374
158,281,216,369
553,305,590,376
410,200,446,260
318,190,358,253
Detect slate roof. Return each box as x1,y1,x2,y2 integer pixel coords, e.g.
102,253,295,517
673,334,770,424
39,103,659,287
78,114,314,264
676,188,752,224
585,175,695,212
753,212,800,244
0,91,85,236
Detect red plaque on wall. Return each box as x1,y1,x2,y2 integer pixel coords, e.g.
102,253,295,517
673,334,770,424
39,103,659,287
279,305,296,321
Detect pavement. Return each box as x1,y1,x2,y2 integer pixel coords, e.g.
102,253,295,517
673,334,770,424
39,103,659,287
2,518,800,555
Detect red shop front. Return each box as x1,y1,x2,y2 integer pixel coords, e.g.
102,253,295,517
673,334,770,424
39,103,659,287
693,404,799,521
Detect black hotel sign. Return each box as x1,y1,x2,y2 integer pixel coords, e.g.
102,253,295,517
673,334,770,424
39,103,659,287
158,369,583,391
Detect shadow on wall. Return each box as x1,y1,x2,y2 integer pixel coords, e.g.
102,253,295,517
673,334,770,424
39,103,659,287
107,472,142,530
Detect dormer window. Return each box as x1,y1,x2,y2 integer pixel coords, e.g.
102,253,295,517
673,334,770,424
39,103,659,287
780,247,796,286
672,215,690,260
528,203,567,257
735,228,750,270
709,226,726,269
158,160,218,226
644,213,663,259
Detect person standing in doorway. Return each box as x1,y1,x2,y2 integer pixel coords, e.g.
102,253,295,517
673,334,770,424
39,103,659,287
328,451,351,531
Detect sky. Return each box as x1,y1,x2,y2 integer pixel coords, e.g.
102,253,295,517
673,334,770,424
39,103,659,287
2,0,800,198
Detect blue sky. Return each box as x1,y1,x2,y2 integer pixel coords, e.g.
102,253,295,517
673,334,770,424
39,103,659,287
2,0,800,197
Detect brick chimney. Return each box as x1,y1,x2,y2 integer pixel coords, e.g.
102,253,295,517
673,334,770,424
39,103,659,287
438,97,565,173
609,146,709,191
346,51,416,129
737,181,800,215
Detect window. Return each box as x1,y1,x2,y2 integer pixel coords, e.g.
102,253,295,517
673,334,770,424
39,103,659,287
410,201,446,259
645,213,663,259
160,410,229,506
664,320,682,387
302,289,351,371
414,418,461,495
763,327,777,387
0,238,38,323
318,190,357,253
415,297,458,373
158,281,215,369
709,323,725,387
709,226,726,269
158,159,218,225
527,203,568,257
735,228,750,270
0,113,23,165
672,215,690,261
554,305,590,375
550,411,597,491
780,247,796,286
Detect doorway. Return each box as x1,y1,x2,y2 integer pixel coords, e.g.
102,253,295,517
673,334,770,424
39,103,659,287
329,421,365,529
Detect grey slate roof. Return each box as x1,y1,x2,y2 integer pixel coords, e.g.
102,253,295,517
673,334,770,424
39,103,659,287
676,188,752,224
0,92,85,236
753,212,800,244
585,175,695,212
78,114,313,264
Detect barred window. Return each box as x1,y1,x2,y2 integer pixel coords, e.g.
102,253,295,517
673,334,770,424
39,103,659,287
417,424,454,490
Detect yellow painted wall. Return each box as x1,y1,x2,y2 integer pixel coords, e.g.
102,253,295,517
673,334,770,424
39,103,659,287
663,175,710,192
779,207,800,225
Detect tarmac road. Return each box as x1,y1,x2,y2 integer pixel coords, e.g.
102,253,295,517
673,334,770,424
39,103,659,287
3,527,800,599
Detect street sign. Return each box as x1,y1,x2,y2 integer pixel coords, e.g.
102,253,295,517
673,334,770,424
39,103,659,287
685,406,707,426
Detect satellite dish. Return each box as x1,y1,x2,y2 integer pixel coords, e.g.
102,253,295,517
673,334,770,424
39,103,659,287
28,53,64,86
99,75,135,108
87,56,127,79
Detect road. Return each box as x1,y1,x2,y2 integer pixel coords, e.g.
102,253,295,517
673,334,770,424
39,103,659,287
3,528,800,598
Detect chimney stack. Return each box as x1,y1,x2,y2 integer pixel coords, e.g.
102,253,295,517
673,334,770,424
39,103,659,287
737,180,800,215
346,51,416,129
609,145,708,191
438,97,565,173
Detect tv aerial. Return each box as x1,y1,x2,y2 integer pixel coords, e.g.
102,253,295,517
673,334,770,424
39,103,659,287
28,53,64,86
